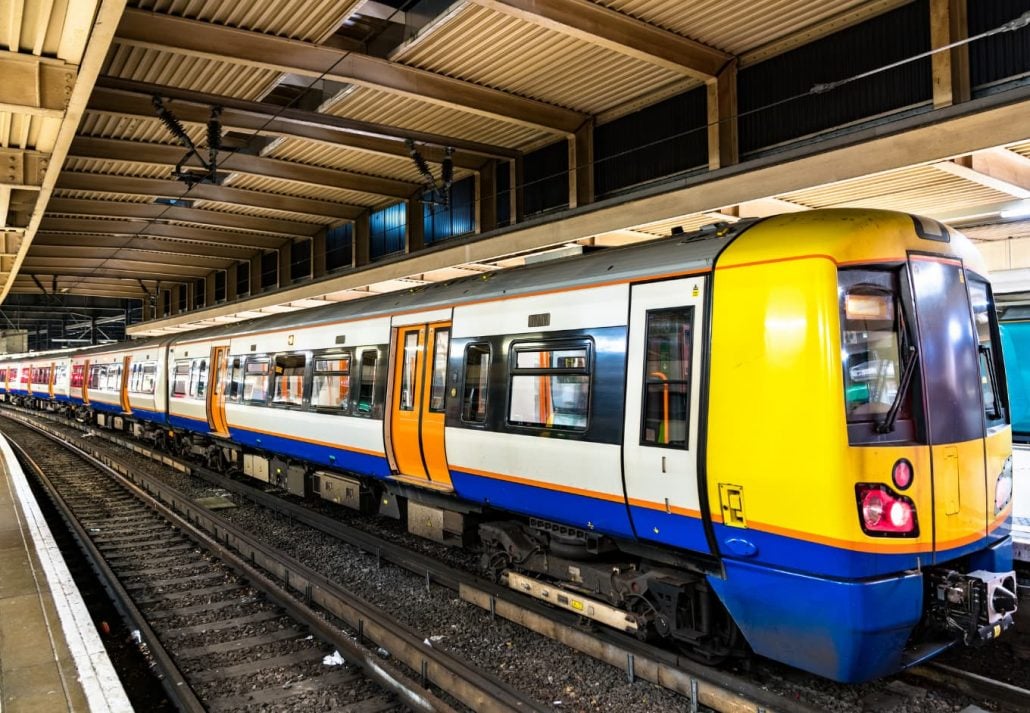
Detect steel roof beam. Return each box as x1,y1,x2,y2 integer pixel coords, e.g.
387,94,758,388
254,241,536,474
46,198,321,237
20,261,213,279
28,245,238,268
91,79,517,163
0,52,78,118
115,7,585,135
55,172,366,221
468,0,732,79
34,232,260,260
69,136,420,200
37,217,287,251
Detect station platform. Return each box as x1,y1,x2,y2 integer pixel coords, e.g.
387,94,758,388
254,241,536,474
1014,445,1030,563
0,433,132,713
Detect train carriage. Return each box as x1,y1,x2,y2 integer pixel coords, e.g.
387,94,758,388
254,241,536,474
0,208,1016,684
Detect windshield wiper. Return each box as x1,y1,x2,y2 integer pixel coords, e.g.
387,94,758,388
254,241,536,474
877,345,918,434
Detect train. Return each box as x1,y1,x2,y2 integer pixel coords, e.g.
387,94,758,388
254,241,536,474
0,208,1017,683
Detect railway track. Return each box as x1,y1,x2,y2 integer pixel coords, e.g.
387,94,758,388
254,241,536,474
9,405,1030,712
1,415,546,713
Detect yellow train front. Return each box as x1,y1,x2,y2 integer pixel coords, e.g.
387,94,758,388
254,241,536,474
706,209,1017,682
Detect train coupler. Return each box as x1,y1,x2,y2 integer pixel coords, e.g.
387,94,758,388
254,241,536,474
928,568,1018,645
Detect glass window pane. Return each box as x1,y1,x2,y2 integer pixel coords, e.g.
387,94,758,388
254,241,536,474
400,332,419,411
429,329,449,412
969,278,1005,423
244,358,269,402
272,354,306,406
642,308,693,447
509,374,588,430
462,344,490,423
841,285,905,422
358,350,377,414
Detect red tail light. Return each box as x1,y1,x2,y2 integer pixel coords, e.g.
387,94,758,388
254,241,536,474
856,484,918,537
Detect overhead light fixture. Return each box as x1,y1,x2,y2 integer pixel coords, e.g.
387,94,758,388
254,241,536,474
1000,200,1030,220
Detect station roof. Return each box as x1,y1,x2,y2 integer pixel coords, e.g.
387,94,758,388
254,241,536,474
1,0,1027,339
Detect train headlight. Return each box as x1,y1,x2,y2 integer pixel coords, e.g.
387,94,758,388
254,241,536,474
856,484,918,536
995,456,1013,515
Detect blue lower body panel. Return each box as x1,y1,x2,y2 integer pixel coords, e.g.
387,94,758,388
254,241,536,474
132,407,167,425
708,558,924,682
450,469,635,539
91,402,124,415
227,427,392,478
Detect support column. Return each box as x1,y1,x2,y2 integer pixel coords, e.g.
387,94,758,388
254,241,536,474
226,263,238,301
354,211,370,267
205,271,216,305
930,0,970,108
185,281,195,311
476,160,498,234
250,253,262,293
510,156,524,225
406,195,424,254
156,288,166,318
312,230,327,278
171,284,182,314
569,120,594,209
707,59,739,171
278,241,291,288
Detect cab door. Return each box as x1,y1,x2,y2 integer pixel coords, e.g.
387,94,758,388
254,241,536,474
622,277,711,553
908,255,989,559
388,321,453,489
120,356,132,413
207,345,230,436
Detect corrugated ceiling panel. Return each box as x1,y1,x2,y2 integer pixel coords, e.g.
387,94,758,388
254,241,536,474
265,137,472,184
53,189,156,202
63,159,171,179
394,3,685,114
188,200,337,225
131,0,359,43
963,222,1030,242
0,113,60,151
80,112,208,145
222,174,389,208
1008,140,1030,159
779,166,1014,216
324,86,545,150
104,43,281,100
0,0,71,55
597,0,874,55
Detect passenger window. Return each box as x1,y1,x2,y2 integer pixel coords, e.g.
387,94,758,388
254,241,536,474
429,329,450,413
141,363,157,394
244,357,270,403
272,354,306,407
400,332,419,411
227,357,244,401
312,351,351,412
508,342,590,431
172,360,190,397
71,365,84,388
461,343,490,424
357,349,378,414
189,359,208,398
642,308,693,447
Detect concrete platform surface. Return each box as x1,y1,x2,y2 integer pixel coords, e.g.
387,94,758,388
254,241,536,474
0,433,132,713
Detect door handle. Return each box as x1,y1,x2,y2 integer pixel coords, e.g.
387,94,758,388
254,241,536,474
661,456,666,474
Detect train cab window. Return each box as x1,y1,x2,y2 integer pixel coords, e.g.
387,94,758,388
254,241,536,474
461,343,490,423
272,354,306,407
642,308,693,447
840,279,911,424
172,360,190,397
508,341,591,431
969,277,1008,427
357,349,378,414
228,357,244,401
312,351,351,412
429,329,450,413
244,357,270,403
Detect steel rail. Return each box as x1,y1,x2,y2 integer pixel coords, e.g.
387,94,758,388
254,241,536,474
5,412,546,713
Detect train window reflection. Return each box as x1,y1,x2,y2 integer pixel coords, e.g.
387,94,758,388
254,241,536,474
429,329,450,413
244,357,270,402
357,350,378,414
969,278,1006,425
840,283,908,422
462,343,490,423
272,354,306,407
508,342,590,431
400,332,419,411
642,308,693,448
312,351,351,412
